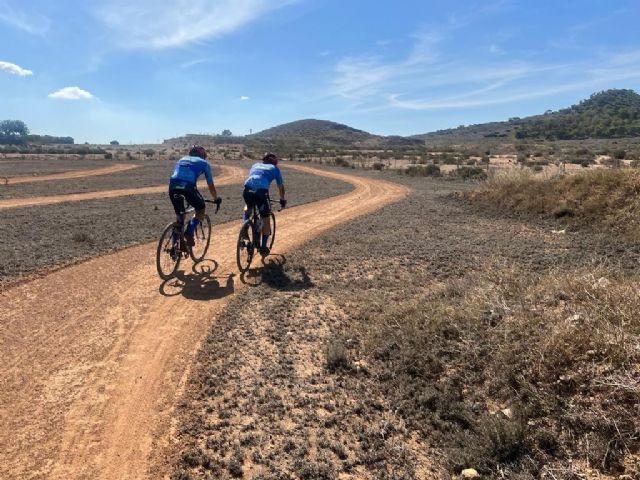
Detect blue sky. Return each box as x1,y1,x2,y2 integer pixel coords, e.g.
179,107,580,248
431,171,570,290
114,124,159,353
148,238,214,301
1,0,639,143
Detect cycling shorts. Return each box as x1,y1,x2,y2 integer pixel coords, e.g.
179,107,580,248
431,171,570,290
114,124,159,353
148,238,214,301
169,180,205,215
243,187,271,217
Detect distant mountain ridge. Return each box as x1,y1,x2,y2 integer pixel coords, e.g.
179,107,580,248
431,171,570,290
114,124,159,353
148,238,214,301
164,89,640,147
247,119,422,146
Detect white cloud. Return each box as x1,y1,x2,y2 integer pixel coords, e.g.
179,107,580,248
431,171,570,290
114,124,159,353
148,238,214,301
0,61,33,76
0,2,50,35
240,96,250,100
96,0,297,49
48,87,94,100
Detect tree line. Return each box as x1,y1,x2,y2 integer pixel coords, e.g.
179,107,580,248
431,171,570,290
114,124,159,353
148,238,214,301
0,120,74,145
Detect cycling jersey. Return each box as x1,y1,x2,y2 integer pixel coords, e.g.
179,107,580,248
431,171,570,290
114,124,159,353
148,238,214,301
244,162,283,190
170,155,213,187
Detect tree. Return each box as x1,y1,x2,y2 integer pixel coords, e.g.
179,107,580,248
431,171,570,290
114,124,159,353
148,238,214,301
221,129,233,136
110,140,120,145
0,120,29,137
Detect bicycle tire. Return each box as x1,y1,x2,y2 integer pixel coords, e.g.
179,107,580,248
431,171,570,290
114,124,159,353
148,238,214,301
236,220,255,273
156,222,181,279
189,214,211,262
267,212,276,250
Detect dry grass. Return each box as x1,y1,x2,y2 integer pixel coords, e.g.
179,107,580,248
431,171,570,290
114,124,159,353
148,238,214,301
472,168,640,237
359,262,640,476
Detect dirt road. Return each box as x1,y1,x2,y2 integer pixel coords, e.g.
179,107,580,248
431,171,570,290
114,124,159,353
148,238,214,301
0,165,245,209
0,165,408,479
1,164,141,185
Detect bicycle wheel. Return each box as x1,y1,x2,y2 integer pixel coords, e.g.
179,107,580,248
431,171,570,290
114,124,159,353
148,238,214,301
156,223,181,280
267,212,276,250
189,214,211,262
236,220,255,273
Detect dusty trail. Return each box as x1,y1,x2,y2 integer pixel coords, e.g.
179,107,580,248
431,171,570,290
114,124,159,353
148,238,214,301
1,163,141,185
0,165,245,209
0,165,409,480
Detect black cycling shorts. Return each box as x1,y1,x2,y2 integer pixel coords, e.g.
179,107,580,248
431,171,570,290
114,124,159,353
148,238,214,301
243,187,271,217
169,180,205,215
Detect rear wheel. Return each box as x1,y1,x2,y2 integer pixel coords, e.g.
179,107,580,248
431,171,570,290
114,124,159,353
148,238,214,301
189,214,211,262
267,212,276,250
156,223,181,279
236,220,255,273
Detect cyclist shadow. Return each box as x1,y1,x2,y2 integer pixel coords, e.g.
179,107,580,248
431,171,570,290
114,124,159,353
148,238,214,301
159,259,235,301
240,253,314,291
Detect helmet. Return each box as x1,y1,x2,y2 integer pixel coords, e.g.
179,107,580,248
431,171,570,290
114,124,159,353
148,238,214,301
262,152,278,166
189,145,207,160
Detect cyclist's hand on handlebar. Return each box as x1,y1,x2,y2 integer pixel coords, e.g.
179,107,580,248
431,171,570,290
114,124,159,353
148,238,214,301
214,197,222,212
280,199,287,209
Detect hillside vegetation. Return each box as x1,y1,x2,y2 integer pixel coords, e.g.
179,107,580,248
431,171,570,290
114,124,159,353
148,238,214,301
415,89,640,142
517,89,640,140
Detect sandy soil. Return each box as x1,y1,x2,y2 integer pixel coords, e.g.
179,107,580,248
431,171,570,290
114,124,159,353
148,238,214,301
0,165,408,479
1,163,141,184
0,165,244,209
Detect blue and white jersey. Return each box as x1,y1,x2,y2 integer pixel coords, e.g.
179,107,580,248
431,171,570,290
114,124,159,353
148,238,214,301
170,155,213,186
244,162,284,190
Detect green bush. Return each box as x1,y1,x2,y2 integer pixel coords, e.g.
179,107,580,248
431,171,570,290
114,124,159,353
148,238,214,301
449,167,487,181
405,164,441,177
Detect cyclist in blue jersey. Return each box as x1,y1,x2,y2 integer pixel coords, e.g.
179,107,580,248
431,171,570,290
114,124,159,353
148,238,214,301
243,152,286,256
169,145,221,247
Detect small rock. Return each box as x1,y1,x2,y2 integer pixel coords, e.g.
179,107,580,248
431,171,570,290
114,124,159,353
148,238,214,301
594,277,610,289
500,408,513,419
551,229,566,234
461,468,479,478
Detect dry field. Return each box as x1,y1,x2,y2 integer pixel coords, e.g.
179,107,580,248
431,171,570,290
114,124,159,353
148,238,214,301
169,167,639,479
1,155,638,480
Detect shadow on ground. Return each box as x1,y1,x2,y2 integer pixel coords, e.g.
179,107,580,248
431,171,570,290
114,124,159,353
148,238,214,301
240,253,314,291
159,259,235,300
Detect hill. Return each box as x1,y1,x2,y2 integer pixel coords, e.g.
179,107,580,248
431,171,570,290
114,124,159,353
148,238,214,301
165,120,422,148
413,89,640,142
248,119,422,147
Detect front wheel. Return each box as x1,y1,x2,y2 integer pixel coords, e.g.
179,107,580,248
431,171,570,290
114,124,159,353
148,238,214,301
156,223,181,280
236,220,255,273
267,212,276,250
189,214,211,262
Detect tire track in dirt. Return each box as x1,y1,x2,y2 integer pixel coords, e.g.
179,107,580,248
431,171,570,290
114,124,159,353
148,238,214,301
0,165,245,209
1,163,141,185
0,165,409,480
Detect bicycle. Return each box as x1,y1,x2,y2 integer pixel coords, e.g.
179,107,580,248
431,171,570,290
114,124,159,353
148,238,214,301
156,195,221,280
236,195,280,273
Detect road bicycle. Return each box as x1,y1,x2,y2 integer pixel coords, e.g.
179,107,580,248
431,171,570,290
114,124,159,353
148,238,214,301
156,195,221,280
236,196,280,273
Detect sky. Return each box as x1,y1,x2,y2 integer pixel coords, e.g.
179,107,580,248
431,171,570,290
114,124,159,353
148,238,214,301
0,0,639,143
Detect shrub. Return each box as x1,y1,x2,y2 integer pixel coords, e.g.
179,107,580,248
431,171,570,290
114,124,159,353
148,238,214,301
405,164,441,177
449,166,487,181
371,162,385,170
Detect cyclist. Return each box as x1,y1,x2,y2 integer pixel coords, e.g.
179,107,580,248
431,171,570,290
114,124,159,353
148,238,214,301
169,145,221,247
243,152,286,256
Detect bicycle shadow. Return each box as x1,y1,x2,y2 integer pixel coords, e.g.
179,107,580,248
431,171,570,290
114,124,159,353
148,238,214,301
159,259,235,301
239,253,314,291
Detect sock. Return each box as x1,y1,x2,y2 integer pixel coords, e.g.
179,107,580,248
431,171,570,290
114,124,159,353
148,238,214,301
187,217,200,235
261,234,269,249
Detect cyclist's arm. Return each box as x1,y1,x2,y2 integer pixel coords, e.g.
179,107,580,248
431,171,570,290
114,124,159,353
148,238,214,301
203,162,218,200
208,183,218,200
275,168,285,200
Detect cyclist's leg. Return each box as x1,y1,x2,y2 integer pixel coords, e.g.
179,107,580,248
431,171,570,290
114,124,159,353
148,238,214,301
242,187,257,222
256,190,272,251
183,186,206,244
